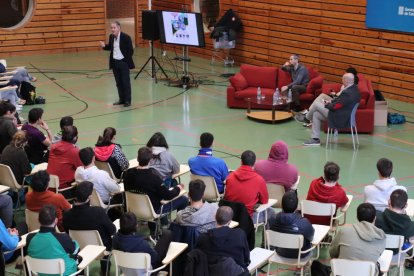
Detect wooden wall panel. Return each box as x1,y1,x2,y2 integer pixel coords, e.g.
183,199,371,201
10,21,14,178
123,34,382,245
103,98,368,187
0,0,106,56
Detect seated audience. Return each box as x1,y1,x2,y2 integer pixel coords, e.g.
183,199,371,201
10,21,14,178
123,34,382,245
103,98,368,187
52,116,74,144
330,203,386,274
26,171,71,232
146,132,180,185
176,179,218,233
47,126,82,192
63,181,116,275
254,140,299,191
26,205,80,276
112,212,172,275
0,86,24,110
365,158,406,212
94,127,129,179
0,101,17,154
75,147,120,203
0,218,19,262
225,150,273,223
195,206,250,274
123,147,188,235
306,161,348,225
0,195,13,228
188,132,229,194
22,108,52,164
270,191,314,258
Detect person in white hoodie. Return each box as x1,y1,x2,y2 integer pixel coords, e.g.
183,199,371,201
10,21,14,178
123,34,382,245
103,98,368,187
75,147,120,204
364,158,406,212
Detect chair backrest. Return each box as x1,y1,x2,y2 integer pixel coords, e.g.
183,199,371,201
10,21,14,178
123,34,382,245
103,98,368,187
266,230,303,250
350,103,360,127
0,164,22,190
190,174,220,201
330,258,376,276
48,175,60,193
291,175,301,190
125,192,158,221
385,234,404,266
69,229,104,250
25,256,65,276
112,250,151,276
90,188,107,209
0,60,6,67
25,209,40,232
95,160,118,181
266,183,284,208
300,200,336,227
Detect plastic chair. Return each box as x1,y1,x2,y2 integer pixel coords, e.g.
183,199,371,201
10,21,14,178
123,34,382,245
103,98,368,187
95,160,120,182
48,174,76,201
25,256,84,276
326,103,359,150
89,188,124,214
25,209,40,232
385,234,414,276
330,258,376,276
266,184,285,209
190,174,221,202
265,230,316,276
112,251,168,276
0,164,26,208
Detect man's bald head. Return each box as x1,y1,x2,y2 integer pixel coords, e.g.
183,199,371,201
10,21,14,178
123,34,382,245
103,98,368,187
216,206,233,226
342,73,355,86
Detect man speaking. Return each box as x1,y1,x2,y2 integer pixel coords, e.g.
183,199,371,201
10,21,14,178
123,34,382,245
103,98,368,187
100,21,134,107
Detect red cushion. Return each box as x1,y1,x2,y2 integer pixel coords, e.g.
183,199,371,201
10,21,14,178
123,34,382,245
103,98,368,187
358,79,369,94
307,67,319,80
229,73,248,91
306,75,324,94
240,64,277,89
359,98,367,109
277,69,291,89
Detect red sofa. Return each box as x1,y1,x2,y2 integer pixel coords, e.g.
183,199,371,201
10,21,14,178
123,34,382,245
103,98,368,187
321,74,375,133
227,64,324,109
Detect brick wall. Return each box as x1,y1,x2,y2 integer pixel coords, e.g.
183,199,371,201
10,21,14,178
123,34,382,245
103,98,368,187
107,0,134,18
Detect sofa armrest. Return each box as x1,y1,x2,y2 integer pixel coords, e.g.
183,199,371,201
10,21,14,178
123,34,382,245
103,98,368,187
227,86,237,107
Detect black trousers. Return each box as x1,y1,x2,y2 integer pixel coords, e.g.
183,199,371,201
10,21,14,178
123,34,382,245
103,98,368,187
112,60,131,103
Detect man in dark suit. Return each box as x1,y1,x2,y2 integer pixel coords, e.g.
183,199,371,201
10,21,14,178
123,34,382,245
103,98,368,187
100,21,135,107
303,73,361,146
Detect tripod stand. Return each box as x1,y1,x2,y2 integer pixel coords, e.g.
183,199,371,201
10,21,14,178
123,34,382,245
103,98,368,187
134,40,168,83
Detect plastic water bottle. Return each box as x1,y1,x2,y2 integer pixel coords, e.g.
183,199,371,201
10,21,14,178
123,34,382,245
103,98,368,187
257,87,262,100
287,89,292,103
273,88,279,104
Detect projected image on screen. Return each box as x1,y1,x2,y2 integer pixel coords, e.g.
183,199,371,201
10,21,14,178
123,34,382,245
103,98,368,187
162,11,200,46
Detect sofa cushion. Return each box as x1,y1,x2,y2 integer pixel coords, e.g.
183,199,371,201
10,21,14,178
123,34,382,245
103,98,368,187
230,73,248,91
240,64,277,89
277,69,291,89
307,67,319,80
235,87,275,99
306,75,324,94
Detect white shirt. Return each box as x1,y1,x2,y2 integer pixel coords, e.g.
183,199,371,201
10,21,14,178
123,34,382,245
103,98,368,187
113,33,124,61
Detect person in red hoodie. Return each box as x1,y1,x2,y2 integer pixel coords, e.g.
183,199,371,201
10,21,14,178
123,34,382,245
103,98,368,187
225,150,273,224
47,126,82,198
306,161,348,225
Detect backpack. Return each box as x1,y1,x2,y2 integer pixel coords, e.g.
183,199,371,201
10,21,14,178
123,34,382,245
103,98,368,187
20,81,36,105
387,113,406,124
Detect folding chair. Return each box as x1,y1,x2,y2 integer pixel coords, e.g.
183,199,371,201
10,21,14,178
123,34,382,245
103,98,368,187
25,256,84,276
385,234,414,276
0,164,26,208
48,174,76,201
112,251,167,276
95,160,121,182
190,174,221,202
25,209,40,232
330,258,376,276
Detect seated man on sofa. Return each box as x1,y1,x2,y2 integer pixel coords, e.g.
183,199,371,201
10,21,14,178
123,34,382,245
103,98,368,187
281,54,309,112
303,73,360,146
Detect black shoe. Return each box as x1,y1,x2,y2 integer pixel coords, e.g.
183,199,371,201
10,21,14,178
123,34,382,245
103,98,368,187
113,101,124,105
294,114,310,124
303,138,321,146
123,102,131,107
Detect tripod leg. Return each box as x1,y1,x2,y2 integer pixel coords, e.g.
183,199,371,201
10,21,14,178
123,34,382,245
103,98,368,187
153,57,169,80
134,57,152,79
151,56,158,83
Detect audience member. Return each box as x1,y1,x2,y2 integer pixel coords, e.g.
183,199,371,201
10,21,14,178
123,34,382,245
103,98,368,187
25,171,71,232
146,132,180,185
365,158,406,212
329,203,386,273
270,191,314,258
47,126,82,192
303,73,360,146
306,161,348,225
176,179,218,233
63,181,116,275
52,116,74,144
225,150,273,223
188,132,229,194
0,101,17,154
75,147,120,203
21,108,52,164
94,127,129,179
0,218,19,262
112,212,173,275
281,54,309,112
123,147,188,235
26,205,80,276
254,140,299,191
0,195,13,229
0,86,24,109
196,206,250,274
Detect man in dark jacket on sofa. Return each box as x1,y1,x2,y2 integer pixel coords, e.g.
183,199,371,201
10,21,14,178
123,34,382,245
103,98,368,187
270,191,314,258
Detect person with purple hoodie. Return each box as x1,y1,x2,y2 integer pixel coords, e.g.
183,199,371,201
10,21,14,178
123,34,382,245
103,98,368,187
254,140,298,191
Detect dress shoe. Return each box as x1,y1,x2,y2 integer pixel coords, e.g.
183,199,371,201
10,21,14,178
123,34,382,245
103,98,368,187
113,101,124,105
123,102,131,107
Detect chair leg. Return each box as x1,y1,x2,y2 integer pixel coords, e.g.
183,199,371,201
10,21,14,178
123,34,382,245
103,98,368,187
354,126,359,145
350,126,355,150
326,128,330,149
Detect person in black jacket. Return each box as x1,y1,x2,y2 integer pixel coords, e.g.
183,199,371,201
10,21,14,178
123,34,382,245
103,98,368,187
269,191,314,258
62,181,116,275
99,21,135,107
123,147,188,235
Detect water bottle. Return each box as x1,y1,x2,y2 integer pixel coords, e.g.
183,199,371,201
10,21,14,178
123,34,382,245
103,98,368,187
257,87,262,100
287,89,292,103
273,88,279,104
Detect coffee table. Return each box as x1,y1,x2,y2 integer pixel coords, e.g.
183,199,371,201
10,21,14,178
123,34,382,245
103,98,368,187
245,96,292,124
